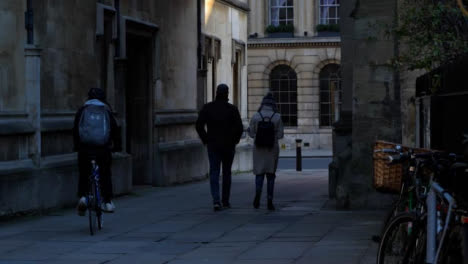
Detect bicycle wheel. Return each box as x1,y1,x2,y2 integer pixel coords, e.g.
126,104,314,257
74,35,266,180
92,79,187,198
377,212,426,264
439,224,468,264
95,184,103,230
374,197,410,243
88,181,97,236
384,199,409,230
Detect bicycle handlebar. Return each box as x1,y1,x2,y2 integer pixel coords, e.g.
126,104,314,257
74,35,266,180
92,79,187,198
387,151,458,165
375,148,400,154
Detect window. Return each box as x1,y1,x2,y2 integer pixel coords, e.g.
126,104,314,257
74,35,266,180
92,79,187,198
319,64,341,127
319,0,340,25
270,0,294,26
270,65,297,127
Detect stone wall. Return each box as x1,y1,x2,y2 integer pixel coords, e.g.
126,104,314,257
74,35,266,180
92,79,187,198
0,1,26,114
0,0,219,216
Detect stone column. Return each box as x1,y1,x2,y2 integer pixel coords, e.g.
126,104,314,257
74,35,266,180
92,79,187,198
25,45,42,166
329,0,355,202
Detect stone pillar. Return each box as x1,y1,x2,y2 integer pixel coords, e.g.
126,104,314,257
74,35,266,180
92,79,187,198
258,0,266,38
333,0,401,209
329,0,355,201
25,45,42,166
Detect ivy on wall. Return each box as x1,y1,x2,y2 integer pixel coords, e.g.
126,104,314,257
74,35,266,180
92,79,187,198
391,0,468,71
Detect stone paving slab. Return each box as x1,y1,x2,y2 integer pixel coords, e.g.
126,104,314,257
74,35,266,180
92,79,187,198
237,241,312,260
279,148,332,157
0,171,385,263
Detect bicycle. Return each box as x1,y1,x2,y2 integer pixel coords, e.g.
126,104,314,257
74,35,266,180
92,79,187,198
377,151,468,263
88,159,103,235
373,147,432,243
376,150,439,264
430,162,468,264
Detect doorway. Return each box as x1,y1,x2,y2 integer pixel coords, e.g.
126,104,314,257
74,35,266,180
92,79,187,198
125,33,152,185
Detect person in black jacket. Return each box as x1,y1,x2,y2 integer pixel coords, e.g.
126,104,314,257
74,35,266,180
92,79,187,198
73,88,121,215
196,84,244,211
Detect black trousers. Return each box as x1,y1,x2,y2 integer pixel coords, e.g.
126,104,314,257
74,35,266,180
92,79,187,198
77,149,113,202
207,145,235,204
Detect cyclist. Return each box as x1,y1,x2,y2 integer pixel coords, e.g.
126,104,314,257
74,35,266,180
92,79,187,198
73,88,121,215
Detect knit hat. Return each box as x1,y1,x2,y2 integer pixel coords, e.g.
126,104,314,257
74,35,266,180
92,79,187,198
259,92,278,112
261,92,276,106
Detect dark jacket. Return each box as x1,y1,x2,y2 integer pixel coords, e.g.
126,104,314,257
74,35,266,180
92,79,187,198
196,98,244,151
73,99,121,153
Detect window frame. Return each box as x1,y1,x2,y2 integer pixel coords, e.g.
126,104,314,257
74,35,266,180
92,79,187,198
269,0,294,26
318,0,340,25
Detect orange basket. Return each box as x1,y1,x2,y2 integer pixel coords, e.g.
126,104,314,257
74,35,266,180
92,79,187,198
373,140,431,194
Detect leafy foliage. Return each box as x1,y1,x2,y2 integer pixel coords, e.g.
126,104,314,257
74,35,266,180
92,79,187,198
316,24,340,32
265,24,294,33
390,0,468,71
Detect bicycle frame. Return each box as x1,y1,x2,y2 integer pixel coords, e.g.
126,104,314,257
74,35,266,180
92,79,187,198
88,159,103,235
91,160,102,206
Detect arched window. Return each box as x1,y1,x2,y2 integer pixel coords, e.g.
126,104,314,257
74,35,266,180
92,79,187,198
319,64,341,127
270,65,297,126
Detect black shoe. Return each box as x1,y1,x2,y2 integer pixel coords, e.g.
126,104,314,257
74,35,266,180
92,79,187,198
253,193,260,209
222,202,231,209
267,199,275,211
213,203,222,212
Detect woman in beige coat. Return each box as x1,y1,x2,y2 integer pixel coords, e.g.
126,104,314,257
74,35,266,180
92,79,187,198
248,93,284,210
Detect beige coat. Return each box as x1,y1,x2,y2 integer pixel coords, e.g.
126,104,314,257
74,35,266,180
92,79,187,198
248,105,284,175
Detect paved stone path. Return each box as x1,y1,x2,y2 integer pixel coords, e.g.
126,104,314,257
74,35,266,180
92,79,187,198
0,170,384,264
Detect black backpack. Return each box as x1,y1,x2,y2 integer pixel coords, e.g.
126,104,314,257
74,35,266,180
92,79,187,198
254,111,277,148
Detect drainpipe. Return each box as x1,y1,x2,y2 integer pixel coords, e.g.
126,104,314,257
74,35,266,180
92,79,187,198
115,0,121,57
25,0,34,44
197,0,202,70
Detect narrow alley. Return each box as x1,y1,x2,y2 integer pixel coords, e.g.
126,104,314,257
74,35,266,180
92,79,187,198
0,170,383,264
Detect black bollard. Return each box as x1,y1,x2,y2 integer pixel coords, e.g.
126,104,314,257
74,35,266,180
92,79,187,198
296,139,302,171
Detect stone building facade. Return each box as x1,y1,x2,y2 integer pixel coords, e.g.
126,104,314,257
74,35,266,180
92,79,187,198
247,0,341,150
0,0,249,216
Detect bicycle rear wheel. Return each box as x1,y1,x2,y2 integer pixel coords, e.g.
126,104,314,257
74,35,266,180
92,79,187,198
95,184,103,230
88,181,98,236
439,224,468,264
377,212,426,264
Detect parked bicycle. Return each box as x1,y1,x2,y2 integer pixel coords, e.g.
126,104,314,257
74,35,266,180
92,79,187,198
88,159,103,235
376,150,468,264
372,147,432,242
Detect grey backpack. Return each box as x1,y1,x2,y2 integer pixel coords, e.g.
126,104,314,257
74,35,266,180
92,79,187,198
78,104,110,146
